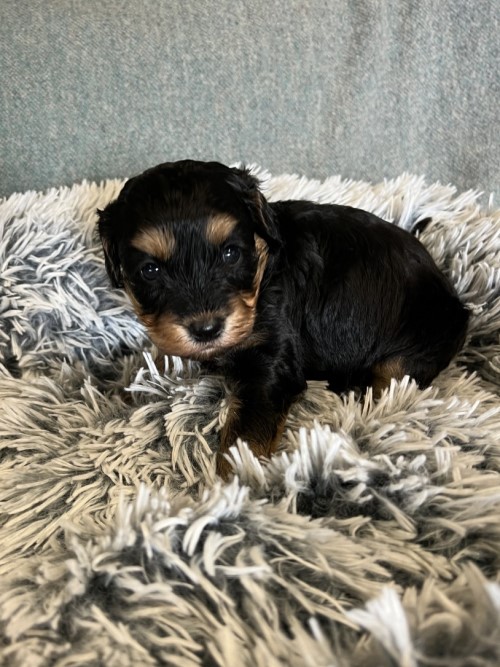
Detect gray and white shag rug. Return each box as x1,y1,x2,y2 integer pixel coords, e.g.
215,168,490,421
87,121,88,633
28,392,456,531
1,168,500,667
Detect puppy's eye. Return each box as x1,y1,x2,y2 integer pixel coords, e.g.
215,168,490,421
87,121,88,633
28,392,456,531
222,245,241,265
140,262,161,281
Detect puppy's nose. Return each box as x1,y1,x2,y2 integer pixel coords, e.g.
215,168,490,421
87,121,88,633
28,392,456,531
188,317,224,343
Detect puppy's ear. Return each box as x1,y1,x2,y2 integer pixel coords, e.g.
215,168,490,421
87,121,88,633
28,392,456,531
97,202,124,288
228,167,281,250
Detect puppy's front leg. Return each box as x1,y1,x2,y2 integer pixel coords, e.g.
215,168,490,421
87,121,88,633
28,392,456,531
216,377,304,478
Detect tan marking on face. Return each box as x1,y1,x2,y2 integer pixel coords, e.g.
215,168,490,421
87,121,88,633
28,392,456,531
121,284,188,356
254,235,268,289
135,295,259,361
371,357,407,397
221,295,256,348
205,214,238,245
139,311,198,359
241,235,269,310
138,309,222,360
124,284,143,314
131,227,176,261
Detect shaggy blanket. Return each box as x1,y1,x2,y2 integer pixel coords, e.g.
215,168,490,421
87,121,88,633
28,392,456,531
0,169,499,667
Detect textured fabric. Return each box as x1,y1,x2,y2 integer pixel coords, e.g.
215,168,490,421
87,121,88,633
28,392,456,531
1,169,500,665
1,0,499,197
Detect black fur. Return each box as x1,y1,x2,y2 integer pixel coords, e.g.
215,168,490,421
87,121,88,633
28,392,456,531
98,160,469,477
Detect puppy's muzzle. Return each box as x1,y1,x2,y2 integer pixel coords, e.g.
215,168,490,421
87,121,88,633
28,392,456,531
187,315,225,343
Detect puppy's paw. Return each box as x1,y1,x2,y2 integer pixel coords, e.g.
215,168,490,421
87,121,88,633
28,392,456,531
215,451,235,480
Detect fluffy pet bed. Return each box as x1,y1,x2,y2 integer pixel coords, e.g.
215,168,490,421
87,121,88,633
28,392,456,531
1,169,499,666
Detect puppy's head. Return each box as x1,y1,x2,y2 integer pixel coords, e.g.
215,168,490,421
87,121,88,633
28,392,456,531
98,160,280,360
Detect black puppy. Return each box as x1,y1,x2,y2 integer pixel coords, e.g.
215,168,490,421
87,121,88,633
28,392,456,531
98,160,469,477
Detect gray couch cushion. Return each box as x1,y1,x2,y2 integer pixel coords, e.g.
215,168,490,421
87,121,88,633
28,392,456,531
1,0,498,196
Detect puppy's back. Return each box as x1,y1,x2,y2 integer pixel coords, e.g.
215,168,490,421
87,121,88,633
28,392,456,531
269,200,469,389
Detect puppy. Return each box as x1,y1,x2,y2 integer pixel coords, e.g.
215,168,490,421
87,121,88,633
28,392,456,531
98,160,469,477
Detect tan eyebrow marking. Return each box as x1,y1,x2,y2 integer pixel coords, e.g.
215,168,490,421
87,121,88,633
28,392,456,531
131,227,176,261
205,214,238,245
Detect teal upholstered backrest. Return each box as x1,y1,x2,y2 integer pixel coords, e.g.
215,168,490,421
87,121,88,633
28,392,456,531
1,0,498,196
